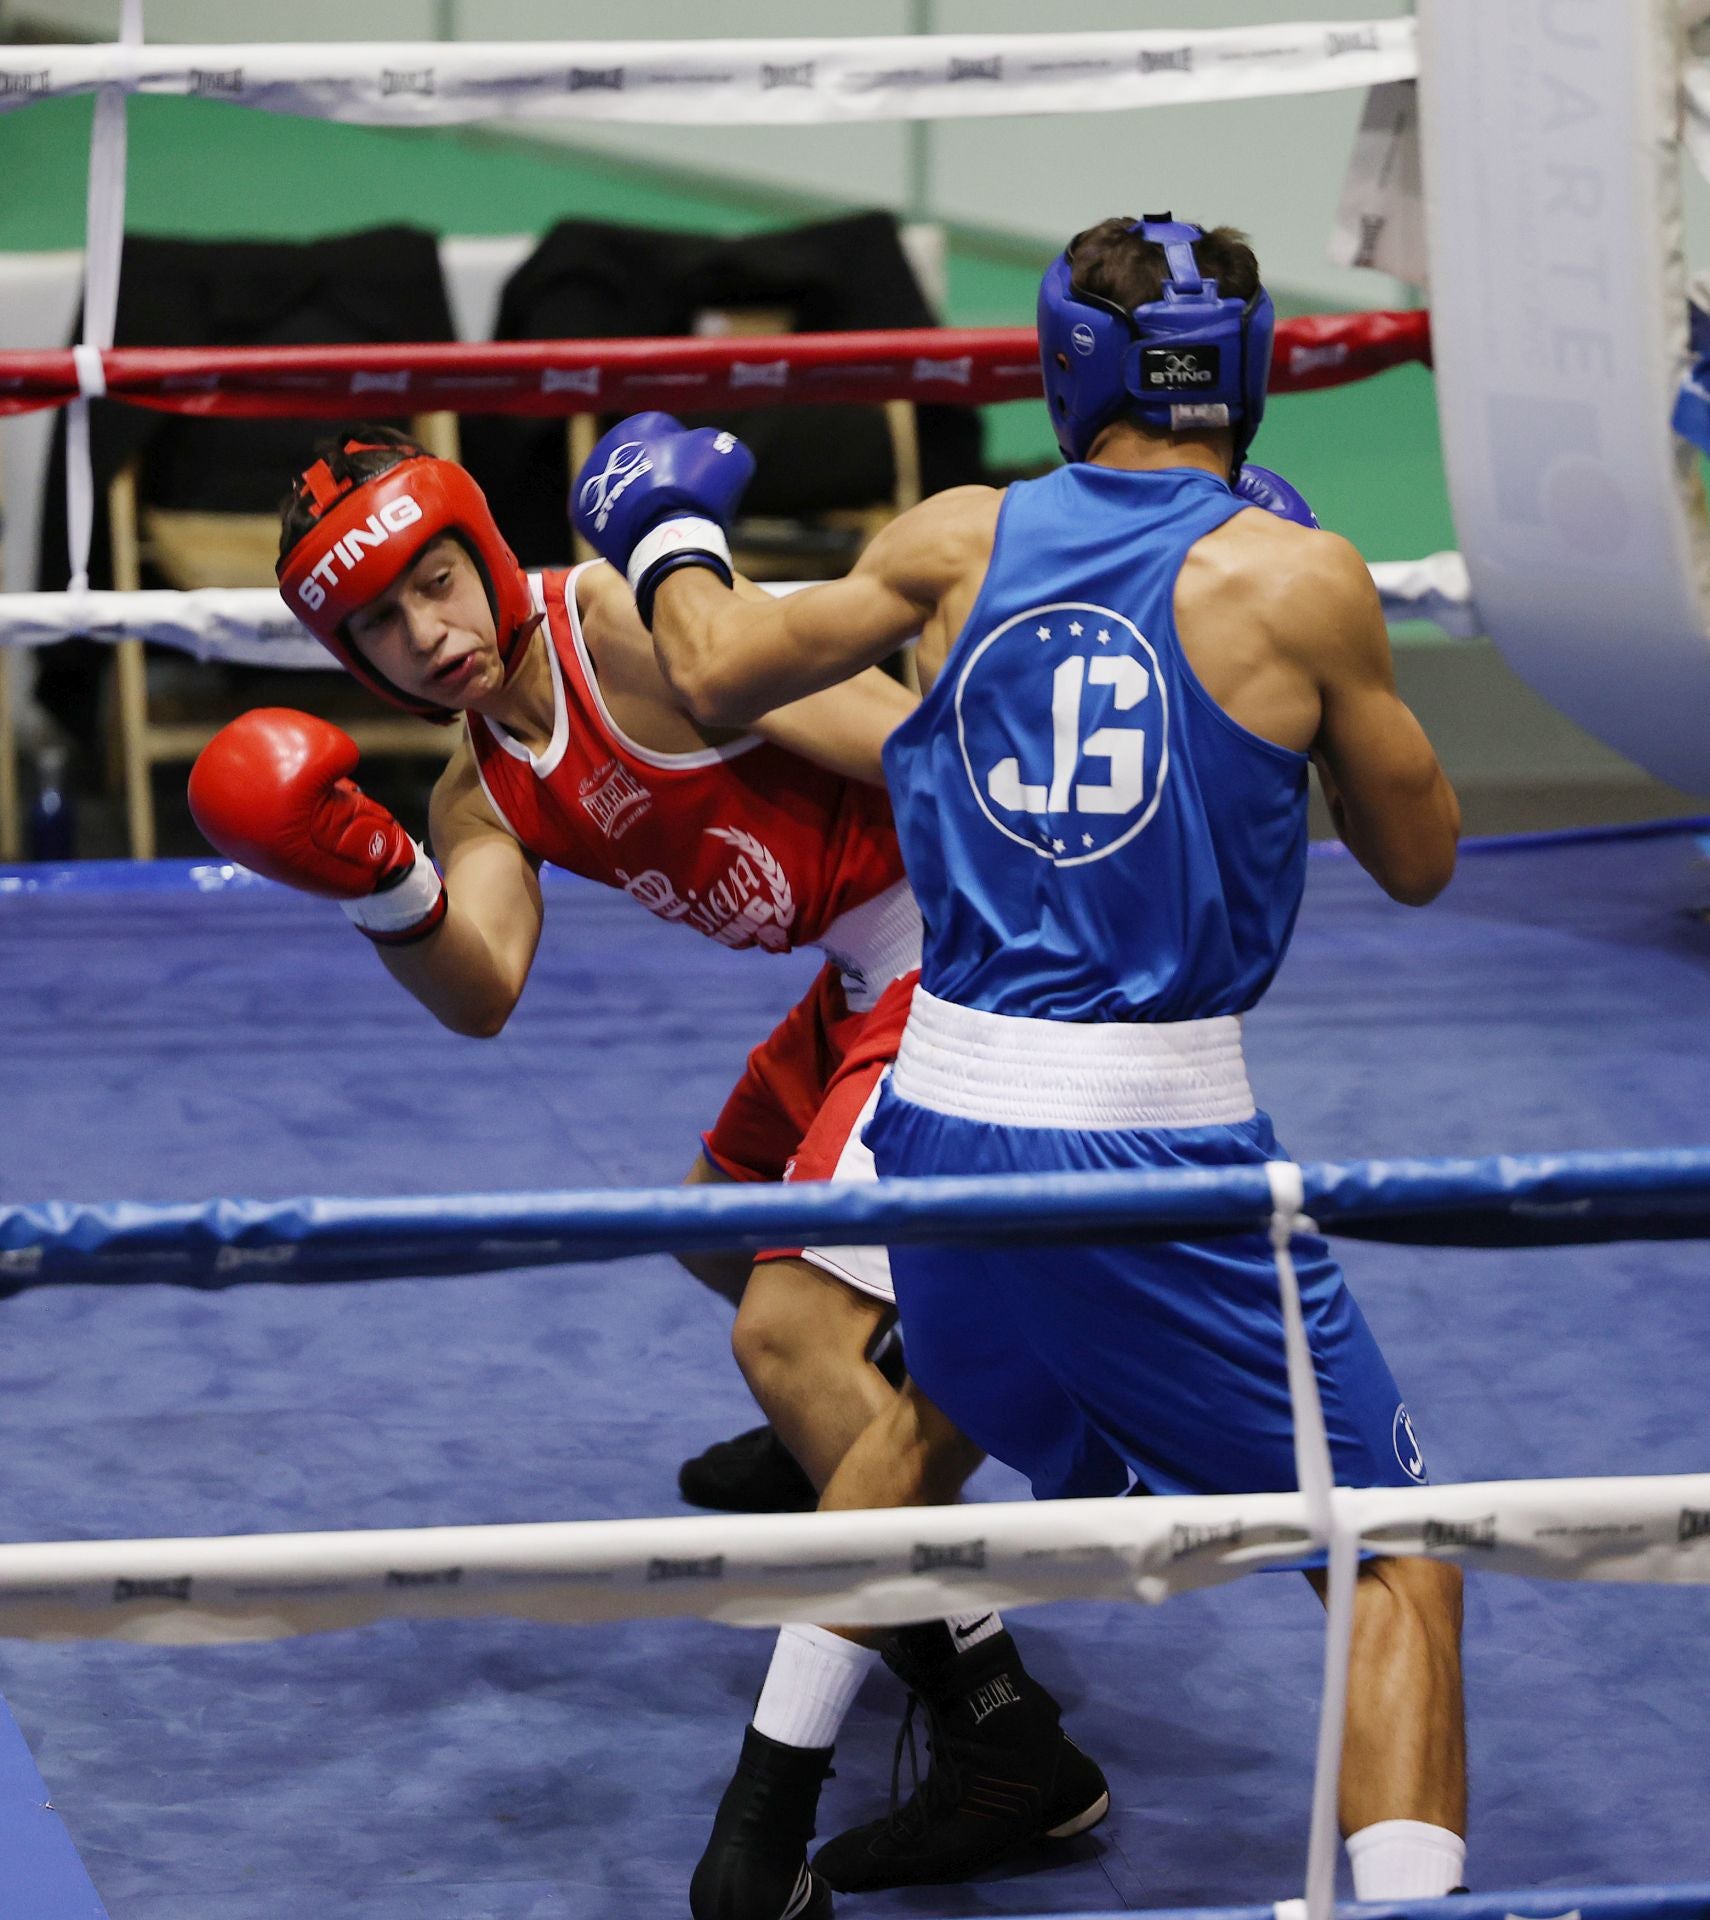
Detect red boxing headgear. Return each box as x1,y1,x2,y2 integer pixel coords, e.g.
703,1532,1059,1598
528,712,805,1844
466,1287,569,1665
276,440,539,722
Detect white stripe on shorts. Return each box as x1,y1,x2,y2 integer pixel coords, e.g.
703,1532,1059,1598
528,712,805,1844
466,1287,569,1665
798,1077,894,1304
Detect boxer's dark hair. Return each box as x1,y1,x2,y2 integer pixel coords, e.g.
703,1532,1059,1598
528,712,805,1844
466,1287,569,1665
277,424,425,564
1066,216,1259,317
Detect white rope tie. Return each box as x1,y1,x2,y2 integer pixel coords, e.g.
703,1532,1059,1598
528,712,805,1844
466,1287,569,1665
70,345,107,399
1266,1159,1357,1920
63,10,136,594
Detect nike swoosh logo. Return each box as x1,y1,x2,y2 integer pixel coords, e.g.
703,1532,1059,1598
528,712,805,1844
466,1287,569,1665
952,1614,994,1641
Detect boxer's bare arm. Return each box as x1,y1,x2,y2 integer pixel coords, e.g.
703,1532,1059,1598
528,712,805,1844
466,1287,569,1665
1291,534,1460,905
653,486,1001,726
729,571,918,783
748,667,917,785
374,735,544,1036
579,560,912,784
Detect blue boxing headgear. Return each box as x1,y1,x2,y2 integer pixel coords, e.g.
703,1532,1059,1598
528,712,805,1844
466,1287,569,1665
1038,214,1275,468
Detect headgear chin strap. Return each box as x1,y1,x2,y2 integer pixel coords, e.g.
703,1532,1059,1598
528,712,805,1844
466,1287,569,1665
1037,214,1275,469
277,442,539,722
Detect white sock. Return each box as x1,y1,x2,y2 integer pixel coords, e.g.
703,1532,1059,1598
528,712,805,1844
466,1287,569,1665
751,1625,879,1750
944,1610,1004,1651
1347,1819,1466,1900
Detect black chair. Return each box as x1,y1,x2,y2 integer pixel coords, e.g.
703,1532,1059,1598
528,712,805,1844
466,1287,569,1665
37,227,461,857
460,210,985,582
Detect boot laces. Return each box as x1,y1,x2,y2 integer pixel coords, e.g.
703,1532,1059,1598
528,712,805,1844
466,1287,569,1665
883,1687,966,1839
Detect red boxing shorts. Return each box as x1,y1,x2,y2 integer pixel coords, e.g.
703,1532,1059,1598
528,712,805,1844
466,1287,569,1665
702,964,916,1302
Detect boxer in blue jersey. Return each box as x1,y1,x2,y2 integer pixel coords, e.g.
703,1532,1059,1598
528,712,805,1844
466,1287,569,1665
576,216,1468,1910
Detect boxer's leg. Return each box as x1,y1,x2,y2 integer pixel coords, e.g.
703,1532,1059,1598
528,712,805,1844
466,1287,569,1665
676,1150,753,1308
1310,1554,1467,1897
731,1255,894,1491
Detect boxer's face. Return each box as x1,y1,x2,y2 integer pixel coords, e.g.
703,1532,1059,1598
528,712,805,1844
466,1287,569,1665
346,535,502,707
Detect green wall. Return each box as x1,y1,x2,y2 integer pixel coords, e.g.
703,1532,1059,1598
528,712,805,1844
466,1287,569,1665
1,93,1455,588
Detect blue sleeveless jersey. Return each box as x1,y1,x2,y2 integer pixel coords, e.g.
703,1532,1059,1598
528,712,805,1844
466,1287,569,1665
883,464,1310,1022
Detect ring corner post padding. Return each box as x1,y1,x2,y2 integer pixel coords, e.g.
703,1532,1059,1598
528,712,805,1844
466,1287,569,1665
1416,0,1710,795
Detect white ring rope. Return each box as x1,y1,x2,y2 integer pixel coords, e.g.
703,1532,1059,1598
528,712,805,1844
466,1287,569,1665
0,1475,1704,1648
0,557,1481,659
0,25,1416,129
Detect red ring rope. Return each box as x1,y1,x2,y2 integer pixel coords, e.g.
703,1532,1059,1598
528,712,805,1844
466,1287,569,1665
0,312,1430,421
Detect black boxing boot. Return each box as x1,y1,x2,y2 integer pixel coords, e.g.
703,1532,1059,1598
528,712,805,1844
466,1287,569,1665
690,1724,834,1920
812,1623,1108,1892
678,1342,905,1515
678,1424,817,1515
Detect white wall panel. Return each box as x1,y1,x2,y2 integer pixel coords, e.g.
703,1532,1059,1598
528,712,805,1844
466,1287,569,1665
928,0,1413,304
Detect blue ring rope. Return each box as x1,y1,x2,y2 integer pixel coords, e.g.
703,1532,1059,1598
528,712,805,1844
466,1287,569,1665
1007,1890,1710,1920
5,1148,1710,1293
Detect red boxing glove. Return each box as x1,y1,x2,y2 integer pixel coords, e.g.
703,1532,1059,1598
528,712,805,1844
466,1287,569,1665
188,708,446,944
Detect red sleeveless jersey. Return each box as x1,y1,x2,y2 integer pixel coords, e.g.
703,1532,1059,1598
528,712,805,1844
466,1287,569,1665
469,568,910,967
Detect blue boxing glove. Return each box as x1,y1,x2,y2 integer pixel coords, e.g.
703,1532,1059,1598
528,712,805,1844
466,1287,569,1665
571,410,756,625
1234,463,1321,529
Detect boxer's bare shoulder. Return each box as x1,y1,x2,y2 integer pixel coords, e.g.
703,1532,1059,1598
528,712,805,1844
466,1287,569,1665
429,730,535,870
1172,513,1370,754
857,485,1004,682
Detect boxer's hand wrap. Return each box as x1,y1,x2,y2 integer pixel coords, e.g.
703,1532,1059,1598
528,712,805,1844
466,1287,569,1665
570,411,755,626
189,708,447,945
339,839,449,945
1235,463,1321,529
624,516,734,627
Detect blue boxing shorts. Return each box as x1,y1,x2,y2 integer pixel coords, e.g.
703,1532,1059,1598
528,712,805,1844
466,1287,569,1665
864,1037,1428,1505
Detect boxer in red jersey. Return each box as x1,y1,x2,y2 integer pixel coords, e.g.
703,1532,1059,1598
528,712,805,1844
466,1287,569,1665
193,429,927,1500
189,431,1107,1917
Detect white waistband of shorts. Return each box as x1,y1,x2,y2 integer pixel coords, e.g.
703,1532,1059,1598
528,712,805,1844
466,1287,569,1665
814,878,922,1013
890,989,1256,1130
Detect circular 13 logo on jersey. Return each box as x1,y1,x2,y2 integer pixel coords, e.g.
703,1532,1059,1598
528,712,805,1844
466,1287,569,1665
954,601,1168,867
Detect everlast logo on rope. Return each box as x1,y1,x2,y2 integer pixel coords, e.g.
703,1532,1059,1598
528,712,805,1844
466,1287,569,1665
542,366,601,396
568,67,625,92
1327,27,1381,57
1422,1515,1498,1551
762,62,815,89
1139,48,1194,75
911,1538,986,1573
913,355,972,386
1680,1508,1710,1543
189,68,244,98
381,68,435,96
1353,214,1388,269
1290,342,1349,377
0,70,50,98
296,496,424,611
213,1243,297,1272
1140,345,1220,391
1169,1520,1244,1560
114,1576,191,1603
731,360,789,390
968,1674,1022,1724
385,1566,463,1587
948,57,1002,82
647,1554,725,1582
